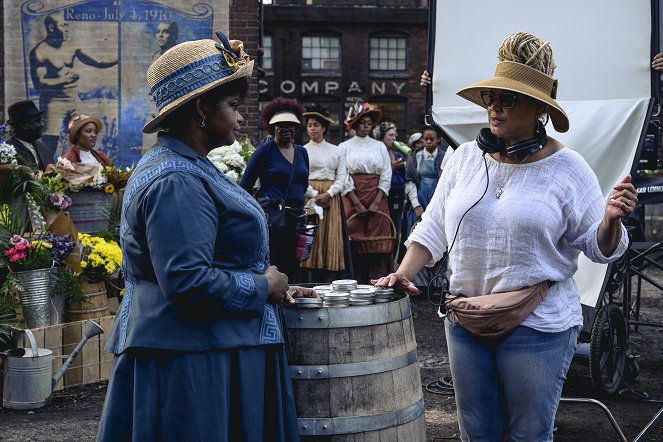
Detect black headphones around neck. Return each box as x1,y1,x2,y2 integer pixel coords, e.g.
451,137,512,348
476,121,548,159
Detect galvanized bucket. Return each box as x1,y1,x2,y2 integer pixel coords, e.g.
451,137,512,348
14,268,52,329
68,190,112,233
2,329,54,409
49,267,65,325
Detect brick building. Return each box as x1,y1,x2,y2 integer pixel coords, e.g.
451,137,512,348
260,0,429,144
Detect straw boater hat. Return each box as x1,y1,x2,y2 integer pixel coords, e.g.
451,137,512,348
302,104,334,125
143,30,254,133
457,60,569,133
345,101,381,128
68,114,102,144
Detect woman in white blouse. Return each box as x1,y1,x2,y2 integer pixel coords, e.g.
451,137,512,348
63,114,113,166
339,101,392,282
374,32,637,440
301,104,349,280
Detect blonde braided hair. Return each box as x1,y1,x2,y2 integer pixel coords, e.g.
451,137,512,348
497,32,556,76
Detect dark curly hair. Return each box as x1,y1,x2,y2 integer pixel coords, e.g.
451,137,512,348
262,97,304,134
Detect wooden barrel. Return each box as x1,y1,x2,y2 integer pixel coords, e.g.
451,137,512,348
284,295,426,441
65,279,109,322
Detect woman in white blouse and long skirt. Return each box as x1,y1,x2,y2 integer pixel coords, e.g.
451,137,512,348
300,105,350,281
373,32,637,441
339,102,392,283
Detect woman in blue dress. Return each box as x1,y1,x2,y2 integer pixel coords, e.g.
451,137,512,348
97,32,310,441
241,98,309,283
404,126,447,289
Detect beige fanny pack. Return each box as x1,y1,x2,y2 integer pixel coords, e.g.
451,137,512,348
444,281,551,339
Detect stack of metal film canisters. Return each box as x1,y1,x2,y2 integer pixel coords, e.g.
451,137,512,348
374,287,395,303
294,296,323,308
331,279,358,292
349,287,376,306
312,285,333,299
322,291,350,308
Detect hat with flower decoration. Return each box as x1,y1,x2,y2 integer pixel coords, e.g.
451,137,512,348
345,101,381,129
143,30,254,133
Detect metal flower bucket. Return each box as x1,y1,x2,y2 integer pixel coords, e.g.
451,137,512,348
68,190,112,233
13,268,52,329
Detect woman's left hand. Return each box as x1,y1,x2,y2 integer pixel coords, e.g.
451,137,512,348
288,286,318,299
606,175,638,221
281,286,318,306
314,192,331,209
368,199,381,214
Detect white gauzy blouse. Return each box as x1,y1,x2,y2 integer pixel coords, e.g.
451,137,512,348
338,135,392,196
304,139,348,198
407,141,628,332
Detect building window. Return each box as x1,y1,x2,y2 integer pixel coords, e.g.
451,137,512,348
371,99,407,140
302,35,341,72
369,35,407,71
263,35,273,70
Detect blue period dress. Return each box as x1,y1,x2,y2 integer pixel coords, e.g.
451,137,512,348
406,149,445,288
97,134,299,442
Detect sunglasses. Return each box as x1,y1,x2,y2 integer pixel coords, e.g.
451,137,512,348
480,91,519,109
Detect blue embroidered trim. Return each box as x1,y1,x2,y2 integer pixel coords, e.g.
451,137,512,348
116,275,133,350
116,146,270,350
150,54,234,111
259,304,283,345
224,272,254,311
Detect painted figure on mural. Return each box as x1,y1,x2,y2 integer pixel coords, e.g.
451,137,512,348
28,11,118,156
152,21,179,61
142,21,181,155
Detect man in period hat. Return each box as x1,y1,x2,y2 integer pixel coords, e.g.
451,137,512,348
5,100,53,170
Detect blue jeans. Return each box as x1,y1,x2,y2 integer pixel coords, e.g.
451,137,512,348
445,321,578,442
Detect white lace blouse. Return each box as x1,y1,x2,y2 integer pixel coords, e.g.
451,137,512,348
407,141,628,332
304,139,348,198
338,135,392,196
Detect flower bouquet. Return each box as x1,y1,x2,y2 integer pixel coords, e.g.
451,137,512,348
79,233,122,283
3,235,53,273
1,234,54,328
208,135,255,183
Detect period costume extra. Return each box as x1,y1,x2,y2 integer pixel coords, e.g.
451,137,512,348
97,134,298,441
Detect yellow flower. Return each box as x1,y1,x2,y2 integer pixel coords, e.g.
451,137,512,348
80,261,88,268
104,184,115,194
31,240,52,249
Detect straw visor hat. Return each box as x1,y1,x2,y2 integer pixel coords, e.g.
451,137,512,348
68,114,102,144
457,61,569,133
143,31,254,133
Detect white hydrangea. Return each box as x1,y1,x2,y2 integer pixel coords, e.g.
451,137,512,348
224,152,245,169
207,139,254,184
225,170,239,183
0,141,18,165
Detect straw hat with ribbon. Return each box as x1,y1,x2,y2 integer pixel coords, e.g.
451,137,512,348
457,33,569,133
345,101,381,129
68,115,102,144
143,30,254,133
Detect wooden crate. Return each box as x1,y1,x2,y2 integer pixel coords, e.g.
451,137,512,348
11,315,116,391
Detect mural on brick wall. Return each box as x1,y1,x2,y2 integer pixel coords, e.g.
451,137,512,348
5,0,225,167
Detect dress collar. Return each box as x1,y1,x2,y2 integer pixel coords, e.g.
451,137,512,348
156,132,202,160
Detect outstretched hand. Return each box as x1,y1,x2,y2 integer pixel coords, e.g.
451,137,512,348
420,70,432,87
653,53,663,71
371,273,419,293
606,175,638,221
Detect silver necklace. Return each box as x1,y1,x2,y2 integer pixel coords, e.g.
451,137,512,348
494,154,531,199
